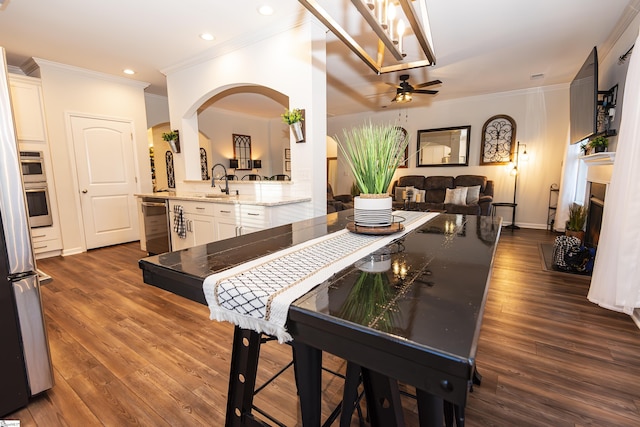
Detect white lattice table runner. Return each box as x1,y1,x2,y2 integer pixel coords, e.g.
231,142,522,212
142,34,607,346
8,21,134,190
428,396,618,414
203,211,438,342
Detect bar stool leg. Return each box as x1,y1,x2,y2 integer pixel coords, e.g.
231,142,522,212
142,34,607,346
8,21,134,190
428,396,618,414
340,362,363,427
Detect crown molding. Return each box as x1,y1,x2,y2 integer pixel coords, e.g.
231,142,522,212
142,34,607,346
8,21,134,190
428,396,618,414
29,57,150,89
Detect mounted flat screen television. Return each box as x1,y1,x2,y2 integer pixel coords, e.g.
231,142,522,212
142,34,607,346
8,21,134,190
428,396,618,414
570,47,598,145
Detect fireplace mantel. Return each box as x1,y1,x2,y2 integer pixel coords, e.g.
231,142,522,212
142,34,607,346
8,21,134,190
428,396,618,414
580,152,616,166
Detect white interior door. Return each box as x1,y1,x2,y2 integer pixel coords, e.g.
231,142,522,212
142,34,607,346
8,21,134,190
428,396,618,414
70,115,139,249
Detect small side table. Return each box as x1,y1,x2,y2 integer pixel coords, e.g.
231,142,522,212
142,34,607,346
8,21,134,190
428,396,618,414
491,202,519,230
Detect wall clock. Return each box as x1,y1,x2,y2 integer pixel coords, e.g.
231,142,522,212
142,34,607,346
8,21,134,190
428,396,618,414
480,115,516,165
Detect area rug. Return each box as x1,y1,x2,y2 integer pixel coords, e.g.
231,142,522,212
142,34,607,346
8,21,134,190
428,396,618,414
538,243,592,279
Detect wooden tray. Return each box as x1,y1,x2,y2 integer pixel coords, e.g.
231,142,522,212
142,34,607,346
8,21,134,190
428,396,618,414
346,221,404,235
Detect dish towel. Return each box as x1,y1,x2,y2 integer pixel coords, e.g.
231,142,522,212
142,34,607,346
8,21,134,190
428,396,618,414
203,211,438,342
173,205,186,239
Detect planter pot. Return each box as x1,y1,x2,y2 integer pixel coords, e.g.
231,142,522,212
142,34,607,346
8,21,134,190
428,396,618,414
565,230,585,244
354,195,392,227
168,139,180,153
290,121,304,143
593,146,607,153
355,248,391,272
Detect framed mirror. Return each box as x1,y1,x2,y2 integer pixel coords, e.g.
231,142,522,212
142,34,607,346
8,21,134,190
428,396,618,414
417,125,470,167
233,134,252,170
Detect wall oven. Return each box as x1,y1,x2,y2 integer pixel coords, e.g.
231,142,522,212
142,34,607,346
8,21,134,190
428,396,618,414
24,182,53,228
19,151,46,183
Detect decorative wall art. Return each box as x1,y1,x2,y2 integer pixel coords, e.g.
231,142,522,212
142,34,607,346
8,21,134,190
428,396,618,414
396,127,409,168
233,134,252,170
480,115,517,165
200,147,209,180
165,151,175,188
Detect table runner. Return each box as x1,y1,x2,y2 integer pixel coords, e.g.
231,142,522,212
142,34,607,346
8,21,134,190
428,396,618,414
203,211,437,342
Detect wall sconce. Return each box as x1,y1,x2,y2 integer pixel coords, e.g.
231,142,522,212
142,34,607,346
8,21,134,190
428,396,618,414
229,159,239,169
298,0,436,74
251,159,262,169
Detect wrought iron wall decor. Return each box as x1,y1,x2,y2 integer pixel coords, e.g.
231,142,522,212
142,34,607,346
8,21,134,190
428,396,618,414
165,151,175,189
233,134,252,170
480,115,517,165
397,127,409,168
200,147,209,180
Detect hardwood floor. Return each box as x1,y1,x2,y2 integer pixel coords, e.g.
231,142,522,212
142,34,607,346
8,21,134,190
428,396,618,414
6,228,640,426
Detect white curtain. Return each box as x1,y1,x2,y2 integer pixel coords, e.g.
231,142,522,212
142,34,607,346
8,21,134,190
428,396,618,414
588,33,640,315
555,136,582,232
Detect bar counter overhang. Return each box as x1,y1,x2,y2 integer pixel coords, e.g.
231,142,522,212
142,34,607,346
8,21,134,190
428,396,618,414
139,210,502,426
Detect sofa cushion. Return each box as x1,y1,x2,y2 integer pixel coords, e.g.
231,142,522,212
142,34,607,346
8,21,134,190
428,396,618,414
461,185,481,204
425,176,455,191
444,187,468,205
397,175,426,189
455,175,487,192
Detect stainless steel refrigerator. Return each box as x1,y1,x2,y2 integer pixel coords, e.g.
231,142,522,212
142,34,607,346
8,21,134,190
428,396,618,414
0,47,54,417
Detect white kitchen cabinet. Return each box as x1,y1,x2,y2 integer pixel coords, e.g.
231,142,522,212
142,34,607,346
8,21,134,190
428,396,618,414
213,203,239,241
9,76,47,142
30,225,62,257
239,205,270,236
169,200,216,251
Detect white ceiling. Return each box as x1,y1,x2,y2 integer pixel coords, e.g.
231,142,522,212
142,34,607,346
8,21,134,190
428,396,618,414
0,0,636,119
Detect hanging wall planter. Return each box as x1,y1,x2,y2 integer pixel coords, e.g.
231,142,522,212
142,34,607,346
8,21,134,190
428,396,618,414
282,108,305,143
162,130,180,153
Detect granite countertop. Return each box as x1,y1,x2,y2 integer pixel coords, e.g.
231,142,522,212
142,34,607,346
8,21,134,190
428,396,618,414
135,191,311,207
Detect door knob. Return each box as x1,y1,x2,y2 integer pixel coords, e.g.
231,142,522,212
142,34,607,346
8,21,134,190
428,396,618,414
82,189,88,193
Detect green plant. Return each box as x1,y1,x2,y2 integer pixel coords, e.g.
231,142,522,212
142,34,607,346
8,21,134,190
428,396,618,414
162,130,179,142
350,182,360,197
579,141,589,156
339,271,397,332
566,203,588,231
281,108,304,125
336,121,409,194
589,135,608,150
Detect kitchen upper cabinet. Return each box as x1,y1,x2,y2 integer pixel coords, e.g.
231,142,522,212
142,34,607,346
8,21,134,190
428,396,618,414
9,76,47,142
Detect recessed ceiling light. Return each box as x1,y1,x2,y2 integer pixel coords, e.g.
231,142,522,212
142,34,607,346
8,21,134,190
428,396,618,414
200,33,215,41
258,5,274,16
123,69,135,75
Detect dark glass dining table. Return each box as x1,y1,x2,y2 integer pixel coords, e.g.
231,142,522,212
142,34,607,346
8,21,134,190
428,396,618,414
139,210,502,426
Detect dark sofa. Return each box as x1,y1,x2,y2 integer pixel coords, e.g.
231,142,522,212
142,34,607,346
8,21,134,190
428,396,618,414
391,175,494,215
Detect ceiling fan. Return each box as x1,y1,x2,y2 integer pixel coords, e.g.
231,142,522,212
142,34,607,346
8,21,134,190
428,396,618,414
391,74,442,103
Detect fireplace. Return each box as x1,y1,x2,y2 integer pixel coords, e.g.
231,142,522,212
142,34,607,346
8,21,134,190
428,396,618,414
585,182,605,248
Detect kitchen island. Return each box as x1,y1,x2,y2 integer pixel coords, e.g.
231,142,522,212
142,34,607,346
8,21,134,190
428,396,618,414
139,211,501,426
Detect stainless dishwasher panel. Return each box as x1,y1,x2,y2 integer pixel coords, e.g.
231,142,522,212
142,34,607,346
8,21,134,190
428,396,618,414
142,198,170,255
12,274,54,395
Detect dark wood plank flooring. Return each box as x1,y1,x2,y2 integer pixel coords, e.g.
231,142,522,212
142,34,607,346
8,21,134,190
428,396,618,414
6,228,640,426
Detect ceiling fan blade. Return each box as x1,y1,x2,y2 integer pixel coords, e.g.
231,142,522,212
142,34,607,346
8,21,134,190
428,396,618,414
385,82,401,88
414,79,442,89
414,89,439,95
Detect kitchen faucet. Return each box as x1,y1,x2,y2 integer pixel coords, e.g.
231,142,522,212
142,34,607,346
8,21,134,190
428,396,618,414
211,163,229,195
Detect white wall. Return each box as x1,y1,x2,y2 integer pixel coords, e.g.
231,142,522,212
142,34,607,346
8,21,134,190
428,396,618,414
328,85,569,229
34,59,151,255
145,93,170,128
197,107,289,178
164,17,326,216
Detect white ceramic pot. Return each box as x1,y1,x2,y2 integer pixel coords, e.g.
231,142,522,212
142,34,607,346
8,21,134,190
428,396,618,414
354,195,392,227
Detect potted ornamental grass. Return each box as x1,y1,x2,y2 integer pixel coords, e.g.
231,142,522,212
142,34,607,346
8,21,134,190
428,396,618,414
336,121,409,227
566,203,588,243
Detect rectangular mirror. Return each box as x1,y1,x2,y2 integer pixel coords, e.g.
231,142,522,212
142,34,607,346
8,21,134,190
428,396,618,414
417,125,471,167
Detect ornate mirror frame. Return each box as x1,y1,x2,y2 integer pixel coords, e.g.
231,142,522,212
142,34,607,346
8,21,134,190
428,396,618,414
397,127,409,168
480,115,517,165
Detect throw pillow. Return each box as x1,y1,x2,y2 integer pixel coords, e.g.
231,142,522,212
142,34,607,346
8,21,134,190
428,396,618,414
394,186,406,202
444,187,468,205
462,185,481,205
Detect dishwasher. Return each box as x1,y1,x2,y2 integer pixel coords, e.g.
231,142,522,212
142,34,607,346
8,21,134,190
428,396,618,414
141,197,170,255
